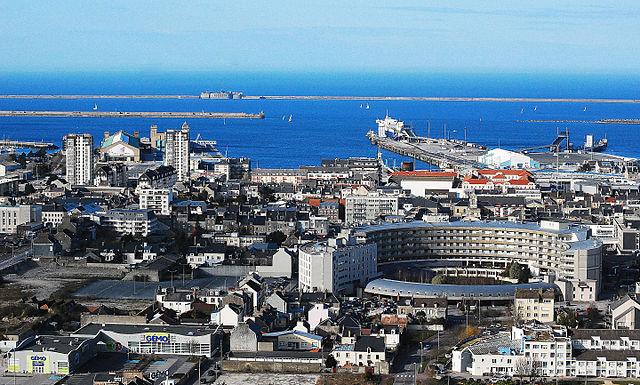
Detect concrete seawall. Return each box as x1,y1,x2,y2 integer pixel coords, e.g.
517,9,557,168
0,110,265,119
1,94,640,104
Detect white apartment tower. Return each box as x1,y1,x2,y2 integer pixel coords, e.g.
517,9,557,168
164,122,190,182
64,134,94,185
298,236,378,294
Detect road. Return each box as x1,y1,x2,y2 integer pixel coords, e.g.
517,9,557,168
0,248,31,272
394,369,416,385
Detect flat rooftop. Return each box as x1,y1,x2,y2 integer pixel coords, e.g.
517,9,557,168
356,219,586,236
365,278,558,300
73,323,219,337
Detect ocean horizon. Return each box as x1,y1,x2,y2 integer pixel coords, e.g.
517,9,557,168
0,71,639,168
2,71,640,99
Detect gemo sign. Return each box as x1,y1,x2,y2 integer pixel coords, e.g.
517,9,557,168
144,333,170,343
31,355,47,367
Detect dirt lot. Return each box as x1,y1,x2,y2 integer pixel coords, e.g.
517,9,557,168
318,373,395,385
0,261,148,319
1,262,124,301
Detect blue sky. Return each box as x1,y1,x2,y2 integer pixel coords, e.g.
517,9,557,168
1,1,639,73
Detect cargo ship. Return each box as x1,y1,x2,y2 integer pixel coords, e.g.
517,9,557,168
584,134,608,152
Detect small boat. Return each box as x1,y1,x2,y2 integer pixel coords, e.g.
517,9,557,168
365,103,370,110
583,106,587,112
360,104,363,108
282,115,286,120
93,103,98,111
533,106,538,112
520,107,524,114
288,115,293,123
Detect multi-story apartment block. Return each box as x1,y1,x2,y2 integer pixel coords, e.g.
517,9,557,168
0,204,42,234
137,165,177,189
344,189,399,226
100,209,159,237
356,220,602,301
138,188,173,216
298,235,377,294
164,122,190,182
514,288,555,323
64,133,93,185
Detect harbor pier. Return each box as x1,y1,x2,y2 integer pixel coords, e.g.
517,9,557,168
0,139,58,150
0,110,265,119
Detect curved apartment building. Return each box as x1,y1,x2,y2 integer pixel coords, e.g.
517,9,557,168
354,220,602,301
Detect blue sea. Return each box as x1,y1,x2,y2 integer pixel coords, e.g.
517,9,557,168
0,71,639,168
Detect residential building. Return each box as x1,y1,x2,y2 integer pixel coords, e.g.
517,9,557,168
514,288,555,323
100,209,159,237
230,322,259,352
396,297,448,320
251,168,307,186
93,163,127,187
356,220,603,301
210,304,244,328
164,122,190,182
138,188,173,216
186,243,226,268
453,323,572,377
611,295,640,330
344,188,399,226
261,330,322,351
332,336,388,374
64,133,93,185
155,287,194,314
137,165,177,189
0,204,42,234
298,235,377,294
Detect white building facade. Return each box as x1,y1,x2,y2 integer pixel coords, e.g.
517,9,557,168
64,133,94,185
298,236,377,294
164,123,190,182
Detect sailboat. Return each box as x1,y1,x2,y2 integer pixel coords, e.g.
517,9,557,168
360,103,363,108
533,106,538,112
583,106,587,112
93,103,98,111
520,107,524,114
365,103,370,110
288,115,293,123
282,115,286,120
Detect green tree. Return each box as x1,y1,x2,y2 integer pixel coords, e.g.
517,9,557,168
585,307,603,328
266,230,287,246
431,274,448,284
509,262,522,280
325,354,337,368
518,265,532,283
258,185,275,202
557,309,578,328
24,183,36,195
